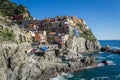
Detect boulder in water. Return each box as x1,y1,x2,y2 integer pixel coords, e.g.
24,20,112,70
101,60,108,65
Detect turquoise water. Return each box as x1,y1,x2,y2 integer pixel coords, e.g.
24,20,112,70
52,40,120,80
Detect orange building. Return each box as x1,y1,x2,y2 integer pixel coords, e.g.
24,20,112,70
34,32,40,42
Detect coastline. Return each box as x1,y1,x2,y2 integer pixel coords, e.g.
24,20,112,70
0,9,101,80
51,65,98,80
0,41,100,80
80,50,100,55
38,50,98,80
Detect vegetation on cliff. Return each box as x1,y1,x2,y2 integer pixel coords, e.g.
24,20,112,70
77,23,97,42
0,25,16,42
0,1,101,80
0,0,31,18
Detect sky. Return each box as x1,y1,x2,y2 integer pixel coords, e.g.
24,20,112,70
11,0,120,40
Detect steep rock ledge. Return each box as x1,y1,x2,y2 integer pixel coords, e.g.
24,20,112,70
0,42,31,80
0,2,101,79
0,43,97,80
66,30,101,53
0,15,101,80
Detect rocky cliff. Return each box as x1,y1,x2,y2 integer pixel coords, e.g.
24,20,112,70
0,42,97,80
0,15,100,80
0,1,101,80
61,16,101,53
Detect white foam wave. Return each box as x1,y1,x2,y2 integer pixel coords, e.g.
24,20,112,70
97,60,116,67
115,74,120,80
91,78,95,80
91,76,109,80
99,52,104,53
107,60,116,65
61,72,73,78
115,74,120,78
97,60,102,62
107,55,114,58
50,75,67,80
97,76,109,79
110,46,120,50
84,66,93,69
97,57,106,59
50,72,73,80
80,79,86,80
97,63,104,67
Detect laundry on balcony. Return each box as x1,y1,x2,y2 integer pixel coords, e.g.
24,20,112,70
31,49,36,53
40,46,48,51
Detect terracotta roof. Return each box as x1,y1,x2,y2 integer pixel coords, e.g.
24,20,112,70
49,32,56,34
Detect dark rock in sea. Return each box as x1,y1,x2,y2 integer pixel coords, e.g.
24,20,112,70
101,45,120,54
100,45,110,52
102,60,108,65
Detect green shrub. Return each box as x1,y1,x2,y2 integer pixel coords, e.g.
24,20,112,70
0,29,16,41
80,29,97,42
0,0,31,18
77,23,83,30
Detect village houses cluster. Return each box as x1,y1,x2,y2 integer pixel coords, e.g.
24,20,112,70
12,15,89,49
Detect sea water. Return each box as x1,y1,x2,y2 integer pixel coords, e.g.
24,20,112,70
52,40,120,80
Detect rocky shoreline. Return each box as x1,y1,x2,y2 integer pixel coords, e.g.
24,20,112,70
26,47,99,80
41,56,97,80
0,42,99,80
101,45,120,54
0,1,102,79
0,9,101,80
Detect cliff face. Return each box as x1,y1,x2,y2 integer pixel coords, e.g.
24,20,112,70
0,43,31,80
63,16,101,53
0,15,101,80
67,35,101,53
0,1,101,79
0,43,97,80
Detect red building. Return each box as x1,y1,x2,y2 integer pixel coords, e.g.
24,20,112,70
13,15,25,20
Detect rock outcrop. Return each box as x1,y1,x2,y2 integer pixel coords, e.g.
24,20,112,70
0,1,101,80
101,46,120,54
0,16,101,80
66,36,100,53
0,43,97,80
64,16,101,53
